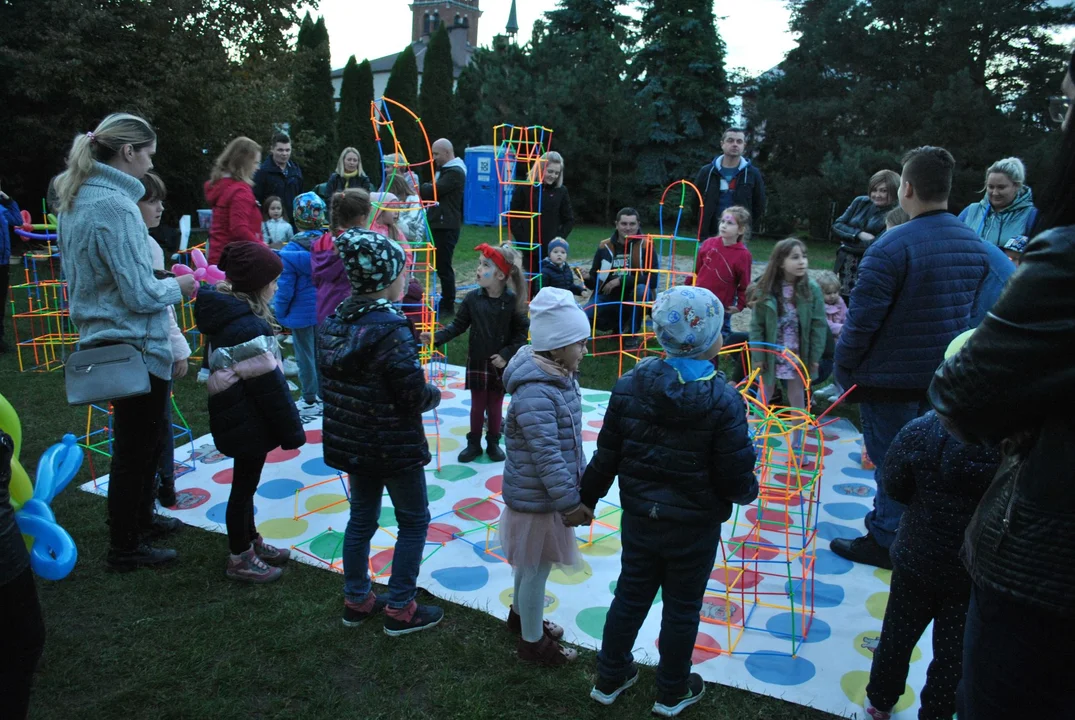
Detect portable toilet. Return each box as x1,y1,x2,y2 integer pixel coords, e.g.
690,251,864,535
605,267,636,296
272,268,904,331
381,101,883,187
463,145,500,226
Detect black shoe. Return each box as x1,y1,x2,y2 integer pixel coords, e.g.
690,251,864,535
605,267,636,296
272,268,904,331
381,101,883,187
158,478,177,508
591,663,639,705
830,534,893,570
653,673,705,717
107,543,178,571
141,514,183,540
383,603,444,637
342,595,389,627
485,434,505,462
457,433,483,463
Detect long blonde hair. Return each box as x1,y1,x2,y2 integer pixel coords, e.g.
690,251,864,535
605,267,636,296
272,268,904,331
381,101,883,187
495,243,526,311
215,280,281,333
210,137,261,185
55,113,157,212
336,147,363,176
527,151,564,187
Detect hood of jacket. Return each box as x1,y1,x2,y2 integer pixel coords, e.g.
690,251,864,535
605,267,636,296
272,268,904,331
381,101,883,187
504,345,572,394
439,157,467,176
976,185,1034,217
628,357,726,421
287,229,318,252
194,286,259,336
712,155,749,174
204,177,253,207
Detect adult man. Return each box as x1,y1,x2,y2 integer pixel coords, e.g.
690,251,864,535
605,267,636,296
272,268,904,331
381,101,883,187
420,138,466,316
694,128,767,238
584,208,658,349
832,146,994,569
253,132,304,225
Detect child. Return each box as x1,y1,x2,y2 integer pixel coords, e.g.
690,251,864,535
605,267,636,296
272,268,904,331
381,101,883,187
500,287,592,665
540,237,586,295
421,244,529,463
749,239,827,426
693,205,753,338
313,189,372,325
384,171,427,243
369,191,426,334
195,242,305,583
1002,234,1028,265
320,228,444,636
812,270,847,405
275,191,324,416
885,206,909,230
580,286,758,717
138,172,192,509
262,195,294,248
861,334,1001,720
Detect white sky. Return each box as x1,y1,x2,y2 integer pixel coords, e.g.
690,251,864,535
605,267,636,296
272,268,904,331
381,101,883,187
312,0,799,77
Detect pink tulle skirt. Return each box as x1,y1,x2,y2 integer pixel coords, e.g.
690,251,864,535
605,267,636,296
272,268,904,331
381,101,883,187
497,507,583,573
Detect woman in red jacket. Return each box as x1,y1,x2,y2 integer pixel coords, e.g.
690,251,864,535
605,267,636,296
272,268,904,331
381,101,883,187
205,137,263,265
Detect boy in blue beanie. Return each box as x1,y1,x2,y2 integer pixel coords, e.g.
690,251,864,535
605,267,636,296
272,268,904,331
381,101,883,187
540,237,586,296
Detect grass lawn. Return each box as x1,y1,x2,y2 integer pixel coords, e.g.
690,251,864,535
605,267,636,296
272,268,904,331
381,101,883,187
2,228,850,720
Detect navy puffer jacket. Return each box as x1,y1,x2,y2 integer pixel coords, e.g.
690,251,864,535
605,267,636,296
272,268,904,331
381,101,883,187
580,358,758,525
835,211,993,392
320,309,441,475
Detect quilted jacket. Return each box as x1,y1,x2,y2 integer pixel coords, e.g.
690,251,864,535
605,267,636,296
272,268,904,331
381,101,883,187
311,231,349,325
320,308,441,475
502,346,585,514
204,178,263,265
580,357,758,525
540,258,585,295
274,231,318,329
835,211,993,394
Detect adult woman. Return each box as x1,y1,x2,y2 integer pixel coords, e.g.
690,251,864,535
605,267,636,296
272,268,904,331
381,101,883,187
957,157,1038,246
832,170,899,303
55,113,196,569
325,147,372,197
928,51,1075,719
205,137,263,265
508,151,575,277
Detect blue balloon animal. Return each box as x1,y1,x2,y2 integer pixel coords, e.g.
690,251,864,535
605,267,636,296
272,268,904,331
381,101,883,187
14,433,82,580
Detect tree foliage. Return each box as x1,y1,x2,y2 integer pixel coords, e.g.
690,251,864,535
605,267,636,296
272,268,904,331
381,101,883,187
420,25,457,151
337,56,381,188
292,14,338,188
382,46,424,175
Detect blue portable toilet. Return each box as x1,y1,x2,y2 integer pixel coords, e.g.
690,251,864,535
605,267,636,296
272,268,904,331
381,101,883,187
463,145,501,226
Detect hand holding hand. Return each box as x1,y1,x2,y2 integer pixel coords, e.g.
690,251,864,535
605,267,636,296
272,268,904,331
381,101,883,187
419,331,432,345
562,505,594,527
490,354,507,369
176,273,197,298
172,359,189,379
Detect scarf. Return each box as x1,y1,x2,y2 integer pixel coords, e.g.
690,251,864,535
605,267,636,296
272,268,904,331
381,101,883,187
335,295,404,323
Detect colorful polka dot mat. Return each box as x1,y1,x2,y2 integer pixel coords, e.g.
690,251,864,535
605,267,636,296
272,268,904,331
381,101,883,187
81,365,932,718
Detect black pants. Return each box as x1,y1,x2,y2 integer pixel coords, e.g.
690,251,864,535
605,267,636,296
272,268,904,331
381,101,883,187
867,565,969,719
226,455,266,554
109,373,171,549
0,567,46,720
432,228,459,313
0,263,9,345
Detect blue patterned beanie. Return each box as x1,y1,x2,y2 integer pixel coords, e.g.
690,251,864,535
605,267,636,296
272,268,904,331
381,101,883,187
651,286,724,358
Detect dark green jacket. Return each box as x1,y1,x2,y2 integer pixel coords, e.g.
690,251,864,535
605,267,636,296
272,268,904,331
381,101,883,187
749,277,827,394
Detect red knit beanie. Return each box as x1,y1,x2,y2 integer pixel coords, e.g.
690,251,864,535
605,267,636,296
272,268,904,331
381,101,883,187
218,241,283,293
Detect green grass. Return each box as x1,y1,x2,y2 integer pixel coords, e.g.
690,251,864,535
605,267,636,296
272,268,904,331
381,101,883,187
1,231,850,720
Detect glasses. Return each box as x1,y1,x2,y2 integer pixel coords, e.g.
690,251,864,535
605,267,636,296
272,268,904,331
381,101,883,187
1049,96,1070,124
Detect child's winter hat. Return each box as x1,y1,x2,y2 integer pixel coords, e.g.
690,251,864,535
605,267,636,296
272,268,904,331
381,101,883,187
530,287,590,352
334,227,406,295
548,237,569,255
1003,234,1029,255
292,192,326,230
218,241,283,293
651,286,724,358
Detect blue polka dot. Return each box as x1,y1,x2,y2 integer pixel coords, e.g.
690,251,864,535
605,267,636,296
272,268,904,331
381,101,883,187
849,452,862,465
817,521,860,541
785,579,844,608
744,652,816,685
833,483,875,498
300,458,338,478
765,613,831,644
840,466,877,479
257,478,304,499
825,502,871,520
431,565,489,591
438,407,469,417
814,548,854,575
206,501,257,524
470,539,506,564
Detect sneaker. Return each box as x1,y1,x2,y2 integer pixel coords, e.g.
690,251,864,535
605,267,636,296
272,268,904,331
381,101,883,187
282,357,300,377
862,698,892,719
591,664,639,705
107,543,178,571
225,547,282,583
141,513,183,540
287,380,299,392
343,594,389,627
517,633,578,666
157,479,177,508
653,673,705,717
252,534,290,566
296,398,323,416
830,534,893,570
197,368,210,384
383,601,444,636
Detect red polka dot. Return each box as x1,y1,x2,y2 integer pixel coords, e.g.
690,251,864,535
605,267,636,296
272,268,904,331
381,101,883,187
172,487,211,510
371,548,394,575
802,443,833,457
659,631,722,664
305,429,322,444
485,475,503,494
449,382,465,390
440,391,455,400
266,447,301,463
701,596,744,626
453,497,501,522
212,468,233,485
588,420,604,429
760,491,804,507
710,567,762,589
728,534,781,561
427,523,461,543
822,430,839,441
746,507,797,528
582,431,600,442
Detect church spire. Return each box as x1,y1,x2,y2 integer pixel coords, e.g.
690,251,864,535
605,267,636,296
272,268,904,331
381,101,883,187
506,0,519,37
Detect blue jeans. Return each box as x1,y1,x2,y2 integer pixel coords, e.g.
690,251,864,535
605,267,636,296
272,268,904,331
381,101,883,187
291,325,320,403
860,399,930,548
597,513,721,694
343,468,431,609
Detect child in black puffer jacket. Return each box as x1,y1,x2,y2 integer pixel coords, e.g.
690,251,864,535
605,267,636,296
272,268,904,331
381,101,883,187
540,237,586,296
195,242,305,584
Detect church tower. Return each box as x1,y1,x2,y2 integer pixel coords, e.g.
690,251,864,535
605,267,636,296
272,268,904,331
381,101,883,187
411,0,481,48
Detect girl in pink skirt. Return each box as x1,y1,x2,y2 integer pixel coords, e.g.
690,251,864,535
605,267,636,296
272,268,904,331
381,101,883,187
499,287,593,666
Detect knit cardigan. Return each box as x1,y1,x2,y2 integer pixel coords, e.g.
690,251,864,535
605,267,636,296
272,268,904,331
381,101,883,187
59,162,183,380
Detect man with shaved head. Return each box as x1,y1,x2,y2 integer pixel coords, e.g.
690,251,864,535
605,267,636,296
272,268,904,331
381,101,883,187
420,138,467,317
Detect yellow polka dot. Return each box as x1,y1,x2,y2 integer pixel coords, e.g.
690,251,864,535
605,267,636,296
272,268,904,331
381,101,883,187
257,518,309,540
865,591,889,620
304,493,349,515
548,559,593,586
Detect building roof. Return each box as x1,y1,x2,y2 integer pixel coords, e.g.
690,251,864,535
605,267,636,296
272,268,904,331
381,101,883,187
333,33,472,80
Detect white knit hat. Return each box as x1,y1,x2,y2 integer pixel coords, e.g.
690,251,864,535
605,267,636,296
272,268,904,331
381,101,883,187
529,287,590,351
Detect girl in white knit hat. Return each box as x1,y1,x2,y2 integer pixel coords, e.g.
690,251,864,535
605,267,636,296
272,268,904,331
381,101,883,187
498,287,593,666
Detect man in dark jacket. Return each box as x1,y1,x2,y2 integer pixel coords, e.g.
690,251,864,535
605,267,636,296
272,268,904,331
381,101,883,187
583,208,658,348
832,146,994,569
420,138,466,316
253,133,304,226
694,128,767,237
580,286,757,714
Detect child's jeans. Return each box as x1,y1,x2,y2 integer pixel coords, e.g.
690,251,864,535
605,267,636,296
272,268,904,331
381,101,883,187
291,325,320,403
597,513,721,695
343,468,431,609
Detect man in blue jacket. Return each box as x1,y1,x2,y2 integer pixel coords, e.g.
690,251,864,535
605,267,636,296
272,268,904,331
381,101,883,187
253,133,304,227
832,146,994,569
694,128,767,237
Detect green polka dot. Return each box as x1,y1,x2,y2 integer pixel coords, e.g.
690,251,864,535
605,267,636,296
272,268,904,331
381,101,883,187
304,493,349,515
576,606,609,640
379,506,397,528
434,465,477,482
866,591,889,620
309,531,345,561
610,580,662,605
427,484,446,502
432,436,461,452
584,393,610,402
257,518,309,540
580,404,596,413
873,567,892,585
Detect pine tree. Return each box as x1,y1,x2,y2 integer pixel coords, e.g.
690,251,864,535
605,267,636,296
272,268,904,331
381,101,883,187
337,55,381,187
381,46,423,171
292,14,338,188
419,24,456,151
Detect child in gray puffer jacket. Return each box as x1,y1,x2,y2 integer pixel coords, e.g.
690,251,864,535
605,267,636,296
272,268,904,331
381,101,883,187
499,287,593,668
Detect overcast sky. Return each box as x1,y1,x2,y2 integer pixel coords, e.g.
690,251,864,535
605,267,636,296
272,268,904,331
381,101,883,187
312,1,799,77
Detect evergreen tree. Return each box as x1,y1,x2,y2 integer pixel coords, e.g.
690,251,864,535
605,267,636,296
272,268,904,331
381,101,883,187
292,14,338,187
337,55,381,187
382,46,424,172
419,24,456,151
634,0,730,193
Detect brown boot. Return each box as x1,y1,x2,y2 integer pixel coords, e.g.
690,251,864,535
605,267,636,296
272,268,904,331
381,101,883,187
517,634,577,666
507,604,565,640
